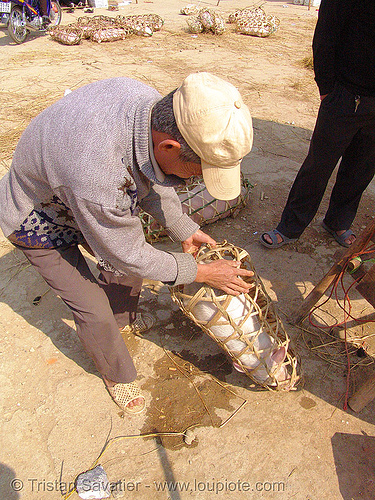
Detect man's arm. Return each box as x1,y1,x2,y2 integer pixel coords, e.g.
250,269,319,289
138,182,200,242
312,0,340,96
313,0,354,96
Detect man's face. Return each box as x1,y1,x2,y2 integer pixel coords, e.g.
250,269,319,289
161,156,202,180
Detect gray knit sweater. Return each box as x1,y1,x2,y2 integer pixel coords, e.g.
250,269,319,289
0,77,199,286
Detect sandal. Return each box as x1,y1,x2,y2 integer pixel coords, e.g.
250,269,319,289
120,312,155,336
321,221,356,248
259,229,297,249
107,381,146,414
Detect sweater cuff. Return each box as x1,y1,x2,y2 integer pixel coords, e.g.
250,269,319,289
167,252,197,286
166,213,200,242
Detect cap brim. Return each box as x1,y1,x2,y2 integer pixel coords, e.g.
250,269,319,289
201,160,241,201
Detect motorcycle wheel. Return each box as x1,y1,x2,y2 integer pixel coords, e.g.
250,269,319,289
8,5,27,44
49,0,62,26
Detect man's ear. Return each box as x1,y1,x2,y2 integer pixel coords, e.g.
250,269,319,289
157,139,181,153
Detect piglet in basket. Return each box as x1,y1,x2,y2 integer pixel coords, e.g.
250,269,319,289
183,282,292,389
170,242,299,391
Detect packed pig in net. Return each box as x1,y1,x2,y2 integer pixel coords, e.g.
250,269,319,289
170,242,299,391
139,177,251,243
49,13,164,45
187,8,226,35
48,25,83,45
229,6,280,38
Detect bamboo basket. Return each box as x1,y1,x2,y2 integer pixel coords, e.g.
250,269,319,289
140,177,252,243
229,6,280,38
170,241,299,391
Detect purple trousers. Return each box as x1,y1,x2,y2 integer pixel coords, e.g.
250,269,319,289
20,244,142,383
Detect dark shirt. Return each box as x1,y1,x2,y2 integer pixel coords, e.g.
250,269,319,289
313,0,375,96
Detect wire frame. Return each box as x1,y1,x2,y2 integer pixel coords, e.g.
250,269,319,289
170,241,299,391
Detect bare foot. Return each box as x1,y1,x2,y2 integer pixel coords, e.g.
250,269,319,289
124,397,144,409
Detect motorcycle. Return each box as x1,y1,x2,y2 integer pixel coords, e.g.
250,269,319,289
0,0,61,44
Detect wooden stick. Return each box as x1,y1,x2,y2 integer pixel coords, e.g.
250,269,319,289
291,219,375,325
348,373,375,412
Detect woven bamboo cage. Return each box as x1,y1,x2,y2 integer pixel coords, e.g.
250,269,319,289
48,25,83,45
49,13,164,45
180,4,200,15
170,242,299,391
187,8,226,35
229,6,280,37
115,14,164,31
140,177,252,243
91,26,131,43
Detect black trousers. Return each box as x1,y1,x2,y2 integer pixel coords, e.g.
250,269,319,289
277,83,375,239
20,245,142,384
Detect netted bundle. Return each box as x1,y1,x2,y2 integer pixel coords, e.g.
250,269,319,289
48,25,83,45
76,15,116,39
180,4,199,15
186,17,204,34
170,242,299,391
229,6,280,37
187,8,226,35
49,13,164,45
91,26,130,43
139,177,252,243
179,177,251,225
228,7,265,24
142,13,164,31
115,13,164,34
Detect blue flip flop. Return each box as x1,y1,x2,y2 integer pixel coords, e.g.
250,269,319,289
321,221,356,248
259,229,297,249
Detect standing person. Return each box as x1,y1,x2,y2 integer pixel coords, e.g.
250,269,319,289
39,0,51,25
0,73,254,414
260,0,375,249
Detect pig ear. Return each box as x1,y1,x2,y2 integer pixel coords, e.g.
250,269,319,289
271,346,287,364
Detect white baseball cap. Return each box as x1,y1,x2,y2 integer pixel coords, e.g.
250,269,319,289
173,72,253,200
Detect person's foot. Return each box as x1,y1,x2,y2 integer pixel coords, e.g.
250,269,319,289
262,232,282,245
103,377,145,413
42,15,51,26
321,221,356,248
335,229,356,246
259,229,297,249
120,312,155,336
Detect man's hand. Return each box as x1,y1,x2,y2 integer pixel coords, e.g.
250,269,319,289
182,229,216,256
195,260,254,296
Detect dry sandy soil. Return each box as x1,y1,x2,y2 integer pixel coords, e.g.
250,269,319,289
1,1,375,499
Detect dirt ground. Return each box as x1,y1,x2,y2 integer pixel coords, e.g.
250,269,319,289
1,1,375,499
